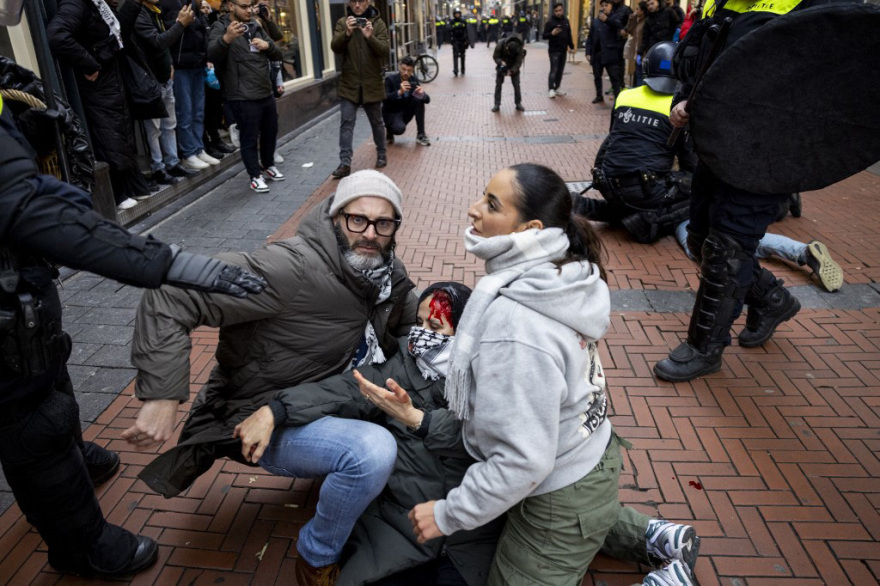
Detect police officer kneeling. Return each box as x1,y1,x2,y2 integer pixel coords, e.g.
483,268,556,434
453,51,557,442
0,92,264,578
576,42,695,244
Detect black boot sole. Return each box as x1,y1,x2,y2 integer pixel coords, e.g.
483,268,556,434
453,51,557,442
653,357,722,382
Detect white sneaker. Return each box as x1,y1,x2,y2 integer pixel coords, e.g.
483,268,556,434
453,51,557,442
218,128,230,139
273,153,284,164
250,175,269,193
263,166,285,181
183,155,209,170
229,123,240,148
116,197,138,211
642,560,695,586
555,89,567,97
548,88,556,98
197,151,221,165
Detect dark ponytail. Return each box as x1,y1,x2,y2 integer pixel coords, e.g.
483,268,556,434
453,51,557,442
509,163,607,280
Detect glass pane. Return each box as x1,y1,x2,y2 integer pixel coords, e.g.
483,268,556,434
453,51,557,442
262,0,305,79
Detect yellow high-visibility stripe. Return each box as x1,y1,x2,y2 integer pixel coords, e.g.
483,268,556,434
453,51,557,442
704,0,801,17
613,86,674,116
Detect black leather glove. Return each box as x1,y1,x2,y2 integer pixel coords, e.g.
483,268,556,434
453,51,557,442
164,246,267,298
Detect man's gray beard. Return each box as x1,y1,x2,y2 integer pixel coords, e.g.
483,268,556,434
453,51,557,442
334,222,393,271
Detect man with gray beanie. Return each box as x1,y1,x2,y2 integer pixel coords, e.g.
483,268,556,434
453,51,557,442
126,170,417,582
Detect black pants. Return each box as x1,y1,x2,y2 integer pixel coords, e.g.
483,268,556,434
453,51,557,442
688,162,791,339
549,51,567,90
203,86,225,147
372,555,468,586
487,28,499,46
383,99,426,136
593,60,624,97
0,373,137,571
228,96,278,178
452,43,467,74
494,71,522,106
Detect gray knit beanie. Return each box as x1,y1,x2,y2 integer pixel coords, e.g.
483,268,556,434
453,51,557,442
328,170,404,220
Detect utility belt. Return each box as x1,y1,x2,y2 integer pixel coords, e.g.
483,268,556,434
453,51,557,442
592,168,664,203
0,247,66,378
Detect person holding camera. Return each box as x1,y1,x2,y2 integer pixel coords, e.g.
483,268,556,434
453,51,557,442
330,0,390,179
491,32,526,113
382,56,431,146
543,2,575,99
207,0,285,193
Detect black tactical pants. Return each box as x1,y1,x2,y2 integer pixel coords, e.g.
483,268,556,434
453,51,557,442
687,162,791,341
452,42,467,74
0,372,137,572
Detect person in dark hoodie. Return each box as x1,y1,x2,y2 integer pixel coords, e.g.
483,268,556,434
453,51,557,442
208,0,285,193
132,0,197,185
638,0,680,57
542,2,574,99
157,0,218,172
491,32,525,113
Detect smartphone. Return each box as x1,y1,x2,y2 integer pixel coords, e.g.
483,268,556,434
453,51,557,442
356,17,368,28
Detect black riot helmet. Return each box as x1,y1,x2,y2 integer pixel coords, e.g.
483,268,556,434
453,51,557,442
643,41,678,94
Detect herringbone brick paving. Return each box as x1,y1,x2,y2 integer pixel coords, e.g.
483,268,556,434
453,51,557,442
1,42,879,584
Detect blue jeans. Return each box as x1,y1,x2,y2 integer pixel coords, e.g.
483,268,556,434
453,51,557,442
145,79,180,172
172,67,206,158
676,220,807,264
259,417,397,566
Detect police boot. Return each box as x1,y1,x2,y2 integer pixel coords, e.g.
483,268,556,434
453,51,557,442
738,268,800,348
654,232,751,382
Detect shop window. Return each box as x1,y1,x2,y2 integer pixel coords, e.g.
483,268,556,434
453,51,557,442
261,0,305,79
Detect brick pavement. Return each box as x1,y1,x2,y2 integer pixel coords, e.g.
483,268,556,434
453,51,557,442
1,43,879,585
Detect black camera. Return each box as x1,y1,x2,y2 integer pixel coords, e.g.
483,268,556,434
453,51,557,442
242,21,258,40
257,3,269,19
356,17,368,28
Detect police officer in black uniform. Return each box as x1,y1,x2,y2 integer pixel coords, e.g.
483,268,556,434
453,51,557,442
651,0,833,382
500,12,514,37
479,14,489,43
449,9,469,76
0,89,265,577
487,14,500,46
516,11,531,42
576,42,696,244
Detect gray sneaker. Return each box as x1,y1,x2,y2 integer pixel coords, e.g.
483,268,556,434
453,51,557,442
645,520,700,572
642,560,696,586
416,134,431,146
804,240,843,292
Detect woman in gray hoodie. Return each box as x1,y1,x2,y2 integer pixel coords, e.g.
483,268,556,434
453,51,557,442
408,163,701,586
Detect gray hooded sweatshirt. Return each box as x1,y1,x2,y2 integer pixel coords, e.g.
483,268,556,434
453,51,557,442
434,249,612,536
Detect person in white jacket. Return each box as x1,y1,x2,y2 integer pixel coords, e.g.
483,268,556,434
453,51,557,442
408,163,700,586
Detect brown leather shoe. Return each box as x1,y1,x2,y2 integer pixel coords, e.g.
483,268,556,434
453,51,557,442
295,557,340,586
331,164,350,179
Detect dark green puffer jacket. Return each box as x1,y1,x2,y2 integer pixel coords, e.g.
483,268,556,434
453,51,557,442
331,5,390,104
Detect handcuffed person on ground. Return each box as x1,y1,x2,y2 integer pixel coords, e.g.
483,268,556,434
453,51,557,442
382,56,431,147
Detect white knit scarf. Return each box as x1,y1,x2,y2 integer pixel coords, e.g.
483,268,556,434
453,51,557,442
445,227,570,420
91,0,123,50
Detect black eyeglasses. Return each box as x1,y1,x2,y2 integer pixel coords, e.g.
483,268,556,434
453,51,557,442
342,213,400,237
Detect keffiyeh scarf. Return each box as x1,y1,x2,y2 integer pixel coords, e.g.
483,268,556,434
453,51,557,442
347,253,395,370
91,0,123,50
408,327,453,380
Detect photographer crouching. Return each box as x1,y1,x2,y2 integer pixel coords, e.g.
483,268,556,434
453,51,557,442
208,0,285,194
382,56,431,147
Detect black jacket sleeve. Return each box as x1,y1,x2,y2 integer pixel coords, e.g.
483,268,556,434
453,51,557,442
133,7,185,51
3,175,174,287
47,0,101,75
